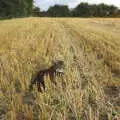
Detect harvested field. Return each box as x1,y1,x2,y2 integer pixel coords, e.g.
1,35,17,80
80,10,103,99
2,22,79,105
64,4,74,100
0,18,120,120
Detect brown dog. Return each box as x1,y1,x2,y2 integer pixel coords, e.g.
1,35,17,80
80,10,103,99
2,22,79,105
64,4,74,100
29,60,64,92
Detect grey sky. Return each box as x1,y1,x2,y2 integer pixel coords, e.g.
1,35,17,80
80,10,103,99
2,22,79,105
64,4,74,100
34,0,120,11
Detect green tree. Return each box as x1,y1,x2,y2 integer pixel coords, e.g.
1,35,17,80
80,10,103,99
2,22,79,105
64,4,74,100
47,4,69,17
26,0,33,15
72,2,90,17
33,6,40,16
97,3,108,17
0,0,33,18
108,5,118,17
88,4,98,17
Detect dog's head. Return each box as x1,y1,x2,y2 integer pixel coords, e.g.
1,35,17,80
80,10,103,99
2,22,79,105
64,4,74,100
52,60,65,73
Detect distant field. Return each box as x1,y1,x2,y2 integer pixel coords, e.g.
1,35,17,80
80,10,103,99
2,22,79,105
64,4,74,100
0,18,120,120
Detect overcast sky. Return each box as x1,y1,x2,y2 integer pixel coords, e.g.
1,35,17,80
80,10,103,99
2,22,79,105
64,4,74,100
34,0,120,11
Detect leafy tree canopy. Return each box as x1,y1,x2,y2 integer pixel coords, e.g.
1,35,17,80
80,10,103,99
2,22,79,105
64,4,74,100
47,4,70,17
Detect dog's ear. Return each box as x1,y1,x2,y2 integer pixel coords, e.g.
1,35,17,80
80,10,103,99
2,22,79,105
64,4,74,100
52,60,57,66
52,60,65,69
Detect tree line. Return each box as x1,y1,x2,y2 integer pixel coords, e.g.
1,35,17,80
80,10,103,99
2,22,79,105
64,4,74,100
38,3,120,17
0,1,120,18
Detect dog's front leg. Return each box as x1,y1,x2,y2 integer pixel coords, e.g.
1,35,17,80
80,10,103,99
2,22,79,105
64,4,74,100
49,74,57,86
37,81,42,92
40,79,45,91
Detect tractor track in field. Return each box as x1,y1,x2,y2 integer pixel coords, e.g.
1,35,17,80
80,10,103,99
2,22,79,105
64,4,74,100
56,21,120,115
